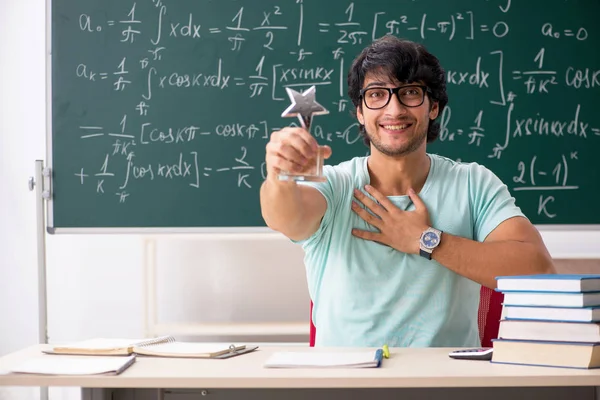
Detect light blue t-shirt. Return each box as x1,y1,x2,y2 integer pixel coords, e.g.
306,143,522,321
297,153,525,347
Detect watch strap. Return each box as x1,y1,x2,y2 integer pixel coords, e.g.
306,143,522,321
419,248,432,260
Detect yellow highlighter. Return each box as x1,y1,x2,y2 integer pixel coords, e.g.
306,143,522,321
382,344,390,359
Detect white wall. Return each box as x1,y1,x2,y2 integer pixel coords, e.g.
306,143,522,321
1,1,599,399
1,2,45,399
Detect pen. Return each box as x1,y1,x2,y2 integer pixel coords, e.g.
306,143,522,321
382,344,390,359
374,348,383,367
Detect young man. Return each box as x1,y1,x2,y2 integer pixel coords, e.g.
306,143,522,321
260,36,555,347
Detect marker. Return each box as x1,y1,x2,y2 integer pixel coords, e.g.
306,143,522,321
382,344,390,359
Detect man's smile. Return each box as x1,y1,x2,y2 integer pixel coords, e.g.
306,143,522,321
379,122,414,134
381,123,412,131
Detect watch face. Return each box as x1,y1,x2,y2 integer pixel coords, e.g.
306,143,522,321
422,231,440,249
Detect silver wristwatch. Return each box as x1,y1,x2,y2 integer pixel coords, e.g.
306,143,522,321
419,227,442,260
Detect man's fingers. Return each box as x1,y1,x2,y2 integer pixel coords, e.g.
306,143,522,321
351,228,382,243
286,133,317,160
274,127,318,160
267,127,328,177
351,201,382,227
277,143,308,169
266,135,308,172
353,188,387,216
407,188,426,211
363,185,397,212
269,156,303,174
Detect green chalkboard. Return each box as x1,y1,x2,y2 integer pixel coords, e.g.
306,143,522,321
49,0,600,231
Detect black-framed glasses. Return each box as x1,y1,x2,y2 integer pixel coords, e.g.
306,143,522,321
359,85,429,110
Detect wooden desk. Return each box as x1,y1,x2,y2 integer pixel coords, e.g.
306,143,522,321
1,345,599,400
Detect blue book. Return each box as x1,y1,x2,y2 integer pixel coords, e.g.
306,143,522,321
504,305,600,322
496,274,600,293
491,339,600,369
502,291,600,308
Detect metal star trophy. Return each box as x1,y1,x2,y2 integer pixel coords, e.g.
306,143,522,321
279,86,329,182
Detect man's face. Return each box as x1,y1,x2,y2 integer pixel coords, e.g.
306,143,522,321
356,73,439,157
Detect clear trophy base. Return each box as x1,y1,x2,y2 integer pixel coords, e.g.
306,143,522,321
278,174,327,183
278,146,326,183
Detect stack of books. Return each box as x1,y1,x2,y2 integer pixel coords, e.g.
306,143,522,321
491,274,600,369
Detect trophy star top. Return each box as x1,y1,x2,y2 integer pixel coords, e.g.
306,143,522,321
281,86,329,119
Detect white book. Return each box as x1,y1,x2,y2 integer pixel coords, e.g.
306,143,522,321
264,350,383,368
504,305,600,322
496,274,600,293
10,355,135,375
491,339,600,369
498,319,600,342
503,291,600,308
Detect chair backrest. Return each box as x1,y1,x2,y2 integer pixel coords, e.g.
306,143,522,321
478,286,504,347
309,301,316,347
309,286,504,347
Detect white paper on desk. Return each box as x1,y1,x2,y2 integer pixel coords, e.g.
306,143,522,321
9,355,135,375
264,351,379,368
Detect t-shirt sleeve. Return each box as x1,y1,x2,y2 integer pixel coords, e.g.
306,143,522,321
468,163,526,242
292,165,348,247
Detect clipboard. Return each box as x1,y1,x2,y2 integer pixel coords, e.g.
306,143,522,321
42,343,259,359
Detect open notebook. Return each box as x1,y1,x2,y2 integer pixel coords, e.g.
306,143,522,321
48,336,255,358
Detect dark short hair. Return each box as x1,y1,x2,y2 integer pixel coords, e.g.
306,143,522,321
347,36,448,146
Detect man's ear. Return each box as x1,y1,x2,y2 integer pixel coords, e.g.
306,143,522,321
356,106,365,125
429,101,439,120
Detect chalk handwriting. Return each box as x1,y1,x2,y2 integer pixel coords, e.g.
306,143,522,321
59,0,598,222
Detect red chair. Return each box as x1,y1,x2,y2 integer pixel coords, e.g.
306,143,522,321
309,286,504,347
478,286,504,347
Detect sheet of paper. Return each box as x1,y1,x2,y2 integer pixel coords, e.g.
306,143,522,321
264,351,379,368
10,355,135,375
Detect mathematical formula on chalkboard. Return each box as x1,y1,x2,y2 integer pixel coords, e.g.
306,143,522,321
49,0,600,228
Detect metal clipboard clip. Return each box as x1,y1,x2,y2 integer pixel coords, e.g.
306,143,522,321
214,344,259,359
